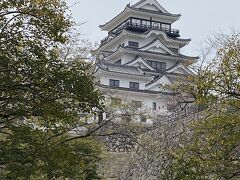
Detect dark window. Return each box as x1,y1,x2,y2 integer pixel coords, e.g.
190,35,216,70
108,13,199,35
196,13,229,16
152,61,157,68
132,101,142,108
94,113,97,120
115,59,122,64
156,62,162,69
153,102,157,110
140,116,146,123
147,60,166,71
98,112,103,123
129,82,139,89
109,79,119,87
106,112,110,119
128,41,139,48
160,62,166,70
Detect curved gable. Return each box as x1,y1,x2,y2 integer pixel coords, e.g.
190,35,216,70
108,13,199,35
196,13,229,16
140,38,175,55
167,63,194,75
132,0,169,14
125,56,156,71
146,75,173,91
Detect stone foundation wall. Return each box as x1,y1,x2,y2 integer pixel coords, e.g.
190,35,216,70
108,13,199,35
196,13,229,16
100,111,206,180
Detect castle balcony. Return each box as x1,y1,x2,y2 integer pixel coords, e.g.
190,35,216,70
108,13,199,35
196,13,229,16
113,22,180,38
101,22,180,45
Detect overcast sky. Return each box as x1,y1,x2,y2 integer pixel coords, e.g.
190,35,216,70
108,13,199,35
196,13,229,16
66,0,240,56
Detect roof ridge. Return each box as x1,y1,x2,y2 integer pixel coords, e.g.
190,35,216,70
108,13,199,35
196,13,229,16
121,46,198,59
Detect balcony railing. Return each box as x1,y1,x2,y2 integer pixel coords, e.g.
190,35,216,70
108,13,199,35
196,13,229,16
114,22,179,37
101,22,180,44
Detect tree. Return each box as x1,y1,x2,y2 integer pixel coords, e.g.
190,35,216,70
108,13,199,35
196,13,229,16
58,26,99,62
0,0,103,179
163,32,240,179
163,113,240,180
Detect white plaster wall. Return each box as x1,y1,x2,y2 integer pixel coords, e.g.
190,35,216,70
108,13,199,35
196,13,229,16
99,73,150,90
108,92,171,124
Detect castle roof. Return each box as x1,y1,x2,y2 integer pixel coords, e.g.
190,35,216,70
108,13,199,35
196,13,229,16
93,29,191,55
96,60,193,79
105,45,199,63
97,83,177,96
131,0,169,13
144,72,191,91
96,60,154,77
100,5,180,31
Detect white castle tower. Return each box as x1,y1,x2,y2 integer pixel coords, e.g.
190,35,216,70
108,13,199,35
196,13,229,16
93,0,198,124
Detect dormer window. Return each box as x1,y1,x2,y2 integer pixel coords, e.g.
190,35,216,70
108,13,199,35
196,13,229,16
128,41,139,48
147,60,166,71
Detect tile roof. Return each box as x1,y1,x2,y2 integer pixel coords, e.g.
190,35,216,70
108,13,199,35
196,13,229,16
97,83,177,96
97,60,154,77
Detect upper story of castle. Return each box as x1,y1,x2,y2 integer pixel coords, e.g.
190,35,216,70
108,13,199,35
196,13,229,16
93,0,198,65
99,0,181,38
93,0,199,95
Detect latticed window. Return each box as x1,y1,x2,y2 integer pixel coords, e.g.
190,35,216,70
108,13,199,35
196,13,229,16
109,79,119,87
147,60,166,71
129,82,139,89
128,41,139,48
153,102,157,110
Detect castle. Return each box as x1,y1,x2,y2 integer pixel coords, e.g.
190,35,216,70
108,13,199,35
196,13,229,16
93,0,198,125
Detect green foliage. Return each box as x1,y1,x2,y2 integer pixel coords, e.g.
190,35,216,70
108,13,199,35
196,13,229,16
164,113,240,180
0,125,102,179
163,33,240,179
0,0,103,179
